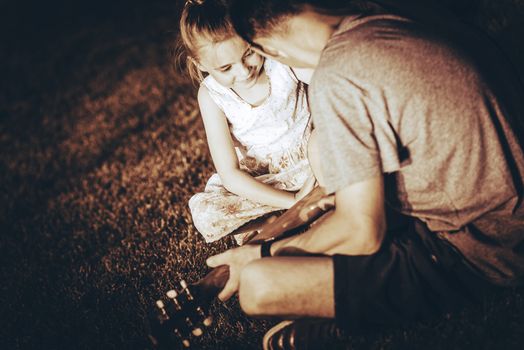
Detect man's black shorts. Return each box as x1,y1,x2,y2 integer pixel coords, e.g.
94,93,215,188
333,219,494,333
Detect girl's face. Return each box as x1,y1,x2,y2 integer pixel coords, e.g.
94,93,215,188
196,35,265,90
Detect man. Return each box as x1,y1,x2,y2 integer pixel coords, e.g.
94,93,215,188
206,0,524,348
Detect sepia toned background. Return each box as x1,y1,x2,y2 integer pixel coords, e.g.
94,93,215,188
1,0,524,349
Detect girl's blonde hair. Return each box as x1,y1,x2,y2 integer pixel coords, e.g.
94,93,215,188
177,0,237,82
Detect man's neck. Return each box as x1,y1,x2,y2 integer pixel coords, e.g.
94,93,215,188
299,8,345,41
291,10,345,67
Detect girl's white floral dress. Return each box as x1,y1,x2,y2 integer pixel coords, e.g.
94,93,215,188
189,58,312,244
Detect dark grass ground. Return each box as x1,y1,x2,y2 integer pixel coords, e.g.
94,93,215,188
1,0,524,349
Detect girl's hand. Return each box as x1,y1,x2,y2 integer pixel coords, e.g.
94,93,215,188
294,175,317,203
206,244,261,301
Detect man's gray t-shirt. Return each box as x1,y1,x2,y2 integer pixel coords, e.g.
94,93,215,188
310,14,524,285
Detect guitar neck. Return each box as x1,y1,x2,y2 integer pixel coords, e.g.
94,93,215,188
246,186,335,244
193,264,230,304
149,187,335,348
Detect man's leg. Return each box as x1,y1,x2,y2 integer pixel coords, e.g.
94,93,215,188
236,129,335,317
239,256,335,318
238,220,494,333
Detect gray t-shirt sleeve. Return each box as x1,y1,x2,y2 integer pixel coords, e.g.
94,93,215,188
311,71,385,194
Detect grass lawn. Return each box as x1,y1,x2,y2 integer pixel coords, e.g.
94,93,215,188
1,0,524,349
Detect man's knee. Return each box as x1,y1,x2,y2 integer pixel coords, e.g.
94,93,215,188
238,260,275,316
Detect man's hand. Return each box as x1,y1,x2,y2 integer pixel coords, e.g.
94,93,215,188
206,244,261,301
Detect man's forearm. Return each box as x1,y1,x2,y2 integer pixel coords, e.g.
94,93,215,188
269,208,385,256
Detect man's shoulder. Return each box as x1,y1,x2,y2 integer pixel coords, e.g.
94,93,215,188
314,12,474,89
328,14,428,55
318,15,411,69
335,14,413,35
310,15,403,89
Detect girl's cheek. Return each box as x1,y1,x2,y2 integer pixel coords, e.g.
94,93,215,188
224,74,235,86
215,73,234,87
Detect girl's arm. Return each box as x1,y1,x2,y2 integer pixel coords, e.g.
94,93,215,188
198,86,296,209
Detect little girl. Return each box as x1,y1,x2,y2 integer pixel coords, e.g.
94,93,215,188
179,0,315,244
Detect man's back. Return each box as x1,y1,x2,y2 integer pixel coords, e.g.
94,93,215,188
310,12,524,284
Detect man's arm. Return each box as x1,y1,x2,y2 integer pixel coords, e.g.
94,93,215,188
270,175,386,256
207,175,387,301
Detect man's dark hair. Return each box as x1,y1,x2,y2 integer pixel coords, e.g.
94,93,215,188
228,0,383,43
228,0,300,44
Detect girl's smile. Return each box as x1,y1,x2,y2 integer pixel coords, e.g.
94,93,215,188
197,36,265,91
